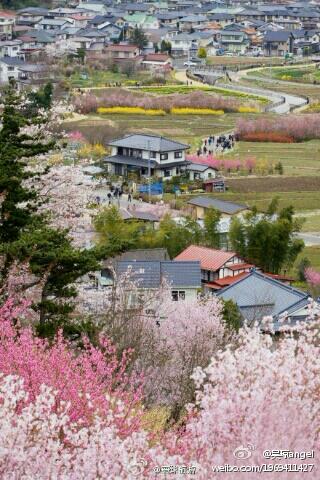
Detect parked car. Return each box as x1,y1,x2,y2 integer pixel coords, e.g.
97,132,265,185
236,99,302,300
184,60,198,67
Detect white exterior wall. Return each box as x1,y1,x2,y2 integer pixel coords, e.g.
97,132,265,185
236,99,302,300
0,62,20,83
112,146,185,164
189,168,217,181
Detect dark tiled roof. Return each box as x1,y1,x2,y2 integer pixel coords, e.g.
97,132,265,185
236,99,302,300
109,134,189,152
264,31,293,42
104,155,157,168
116,260,201,288
0,57,25,66
187,196,248,214
216,270,309,325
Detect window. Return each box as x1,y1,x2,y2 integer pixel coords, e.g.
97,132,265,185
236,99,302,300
8,66,14,71
179,291,185,300
174,151,182,159
160,153,168,161
150,151,156,159
164,170,171,177
172,290,186,301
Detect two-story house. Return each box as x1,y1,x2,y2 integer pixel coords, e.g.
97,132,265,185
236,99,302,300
174,245,252,287
0,10,15,39
104,134,190,180
105,44,140,61
263,30,294,56
218,30,250,54
0,40,24,59
0,57,24,83
116,260,201,301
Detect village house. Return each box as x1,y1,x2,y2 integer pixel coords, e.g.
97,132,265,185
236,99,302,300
263,30,294,56
116,260,201,301
0,57,24,83
216,269,311,332
104,134,190,180
105,43,141,61
141,53,172,71
174,245,251,286
186,163,219,181
0,10,15,39
0,40,24,59
93,248,201,301
186,196,249,220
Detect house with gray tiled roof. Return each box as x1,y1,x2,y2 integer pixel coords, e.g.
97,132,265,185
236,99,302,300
104,134,190,180
116,260,201,300
187,196,249,220
216,270,311,331
263,30,294,56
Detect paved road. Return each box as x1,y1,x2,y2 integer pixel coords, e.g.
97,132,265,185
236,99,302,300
175,68,306,114
297,232,320,246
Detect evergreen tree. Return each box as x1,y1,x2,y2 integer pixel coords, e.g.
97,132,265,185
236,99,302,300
203,207,221,248
130,27,148,50
229,199,304,274
28,82,53,112
0,86,99,334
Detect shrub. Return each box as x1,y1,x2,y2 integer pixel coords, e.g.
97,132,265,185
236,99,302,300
97,107,166,115
241,132,294,143
74,88,244,114
170,107,224,115
237,115,320,142
238,106,259,113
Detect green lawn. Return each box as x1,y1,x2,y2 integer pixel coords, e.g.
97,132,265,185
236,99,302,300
250,65,320,83
64,112,254,149
241,76,320,102
67,69,181,89
137,85,268,103
296,212,320,232
206,56,289,67
291,246,320,275
225,140,320,176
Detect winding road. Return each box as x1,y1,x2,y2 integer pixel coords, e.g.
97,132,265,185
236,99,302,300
176,67,309,114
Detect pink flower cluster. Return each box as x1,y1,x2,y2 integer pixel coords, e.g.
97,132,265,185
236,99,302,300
237,114,320,142
0,298,319,479
305,267,320,286
187,154,256,173
0,299,143,432
74,89,242,114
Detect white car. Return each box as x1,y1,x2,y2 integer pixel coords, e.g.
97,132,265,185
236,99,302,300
184,60,198,67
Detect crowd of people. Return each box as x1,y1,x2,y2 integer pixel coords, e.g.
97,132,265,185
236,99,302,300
197,132,236,156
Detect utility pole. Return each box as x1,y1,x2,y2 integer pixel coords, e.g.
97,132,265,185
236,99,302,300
147,139,151,203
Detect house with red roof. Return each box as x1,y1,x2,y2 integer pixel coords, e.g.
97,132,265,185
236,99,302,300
105,44,141,61
174,244,294,293
174,245,253,288
0,10,15,39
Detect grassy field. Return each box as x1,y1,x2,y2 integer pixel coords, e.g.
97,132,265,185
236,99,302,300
63,112,253,149
226,140,320,176
296,212,320,232
291,246,320,274
179,190,320,213
241,76,320,101
227,176,320,193
207,56,292,67
67,69,179,88
250,65,320,83
136,85,268,103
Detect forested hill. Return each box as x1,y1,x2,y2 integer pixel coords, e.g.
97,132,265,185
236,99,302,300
0,1,54,9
